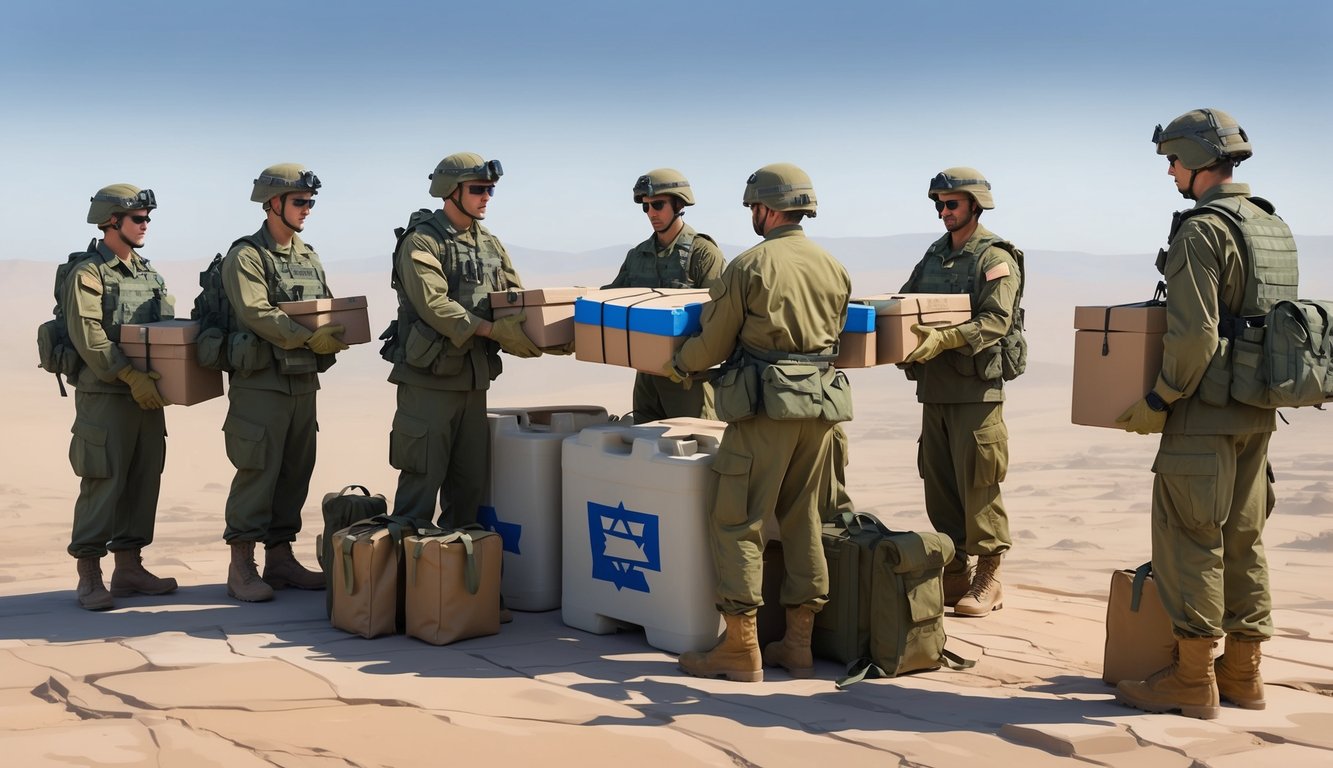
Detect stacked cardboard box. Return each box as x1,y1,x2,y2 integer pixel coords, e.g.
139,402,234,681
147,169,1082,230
489,287,589,348
279,296,372,345
574,288,710,373
1072,303,1167,428
835,303,877,368
854,293,973,364
120,319,223,406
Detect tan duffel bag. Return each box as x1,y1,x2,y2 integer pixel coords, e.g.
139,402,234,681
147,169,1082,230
1103,562,1175,684
405,527,502,645
331,515,419,639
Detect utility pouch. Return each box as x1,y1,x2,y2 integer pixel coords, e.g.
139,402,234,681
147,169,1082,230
973,344,1005,382
1229,325,1267,407
760,363,825,420
712,363,759,423
194,326,232,371
403,319,444,370
37,319,83,377
821,369,854,423
227,330,272,374
274,345,319,375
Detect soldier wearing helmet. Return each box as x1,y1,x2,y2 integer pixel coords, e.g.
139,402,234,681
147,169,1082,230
383,152,540,529
604,168,725,422
64,184,178,610
668,163,853,682
1115,109,1297,719
218,163,345,603
899,167,1025,619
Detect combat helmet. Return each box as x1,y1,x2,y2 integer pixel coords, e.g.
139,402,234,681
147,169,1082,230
429,152,503,198
251,163,322,205
1153,108,1252,170
633,168,695,206
927,167,994,210
742,163,817,217
87,183,156,225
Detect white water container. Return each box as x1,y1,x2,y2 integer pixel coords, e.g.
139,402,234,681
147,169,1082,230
561,423,726,653
484,406,610,611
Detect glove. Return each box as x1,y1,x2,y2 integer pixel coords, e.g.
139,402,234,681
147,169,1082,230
661,360,693,390
1115,394,1169,435
542,339,576,356
489,313,542,358
306,324,349,355
118,366,168,409
903,324,967,364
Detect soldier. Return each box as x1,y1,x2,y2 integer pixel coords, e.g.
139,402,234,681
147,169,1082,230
668,163,853,682
221,164,346,602
65,184,177,610
385,152,540,528
1115,109,1293,719
604,169,725,422
900,168,1023,618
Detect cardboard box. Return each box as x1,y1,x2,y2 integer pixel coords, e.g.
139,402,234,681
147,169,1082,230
279,296,371,345
1072,303,1167,428
120,320,223,406
573,288,661,364
490,286,589,348
576,288,709,371
836,303,877,368
855,293,972,365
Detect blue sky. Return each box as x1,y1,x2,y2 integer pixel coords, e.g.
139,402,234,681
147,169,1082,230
3,1,1330,262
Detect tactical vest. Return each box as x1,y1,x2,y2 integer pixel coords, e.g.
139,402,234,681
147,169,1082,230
1166,196,1298,319
95,254,173,341
231,236,332,375
623,231,701,288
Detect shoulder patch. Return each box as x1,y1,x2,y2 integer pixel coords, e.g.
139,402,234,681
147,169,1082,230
984,262,1011,281
409,249,440,268
78,270,102,294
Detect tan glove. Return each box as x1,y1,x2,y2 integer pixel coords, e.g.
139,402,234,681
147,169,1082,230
542,338,576,355
661,360,693,390
1115,396,1168,435
489,313,542,358
306,324,349,355
117,367,168,409
903,324,967,364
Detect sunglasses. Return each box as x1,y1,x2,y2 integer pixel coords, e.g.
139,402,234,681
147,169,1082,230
933,199,964,212
467,184,496,197
642,200,671,212
287,197,317,209
1166,154,1179,166
120,214,151,224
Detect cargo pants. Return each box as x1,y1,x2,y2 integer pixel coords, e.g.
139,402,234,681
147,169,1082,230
222,387,317,545
918,402,1011,557
1151,431,1273,640
710,413,834,615
631,371,714,424
389,384,487,528
67,391,166,558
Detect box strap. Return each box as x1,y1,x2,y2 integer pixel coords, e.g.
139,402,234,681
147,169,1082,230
1130,561,1153,612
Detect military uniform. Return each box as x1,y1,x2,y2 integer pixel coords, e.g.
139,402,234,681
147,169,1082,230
676,224,850,615
605,222,725,422
386,210,523,527
65,243,172,558
901,223,1020,558
221,225,332,545
1150,182,1290,641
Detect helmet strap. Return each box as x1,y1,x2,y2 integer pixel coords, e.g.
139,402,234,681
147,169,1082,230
447,188,480,225
111,214,144,250
1181,168,1200,201
276,193,304,233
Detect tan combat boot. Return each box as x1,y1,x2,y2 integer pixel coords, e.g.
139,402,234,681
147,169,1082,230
954,553,1003,617
76,556,114,611
110,549,178,597
763,605,817,678
262,541,325,590
228,541,275,602
1216,635,1266,710
679,613,763,682
1116,636,1220,719
943,554,974,608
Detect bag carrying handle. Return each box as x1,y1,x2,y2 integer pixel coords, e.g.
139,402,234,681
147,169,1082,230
338,515,420,594
409,527,482,595
1130,561,1153,612
338,484,372,497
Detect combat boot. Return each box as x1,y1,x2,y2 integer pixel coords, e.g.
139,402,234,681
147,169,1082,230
110,549,178,597
943,555,974,608
76,556,114,611
679,613,762,682
954,553,1003,617
1216,635,1266,710
762,605,817,678
261,541,325,590
1116,636,1220,720
227,541,275,602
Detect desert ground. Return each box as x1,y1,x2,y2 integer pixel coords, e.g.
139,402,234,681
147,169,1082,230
1,237,1329,767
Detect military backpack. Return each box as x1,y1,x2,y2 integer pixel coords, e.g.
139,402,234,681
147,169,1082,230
36,240,98,396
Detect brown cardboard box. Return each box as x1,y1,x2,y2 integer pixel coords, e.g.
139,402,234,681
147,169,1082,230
573,288,660,364
835,332,876,368
490,286,588,347
279,296,372,345
120,320,223,406
1072,303,1167,428
576,288,709,370
856,293,972,364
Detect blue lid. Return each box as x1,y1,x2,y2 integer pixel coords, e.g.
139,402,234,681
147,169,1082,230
575,294,705,336
574,297,606,325
843,303,875,333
